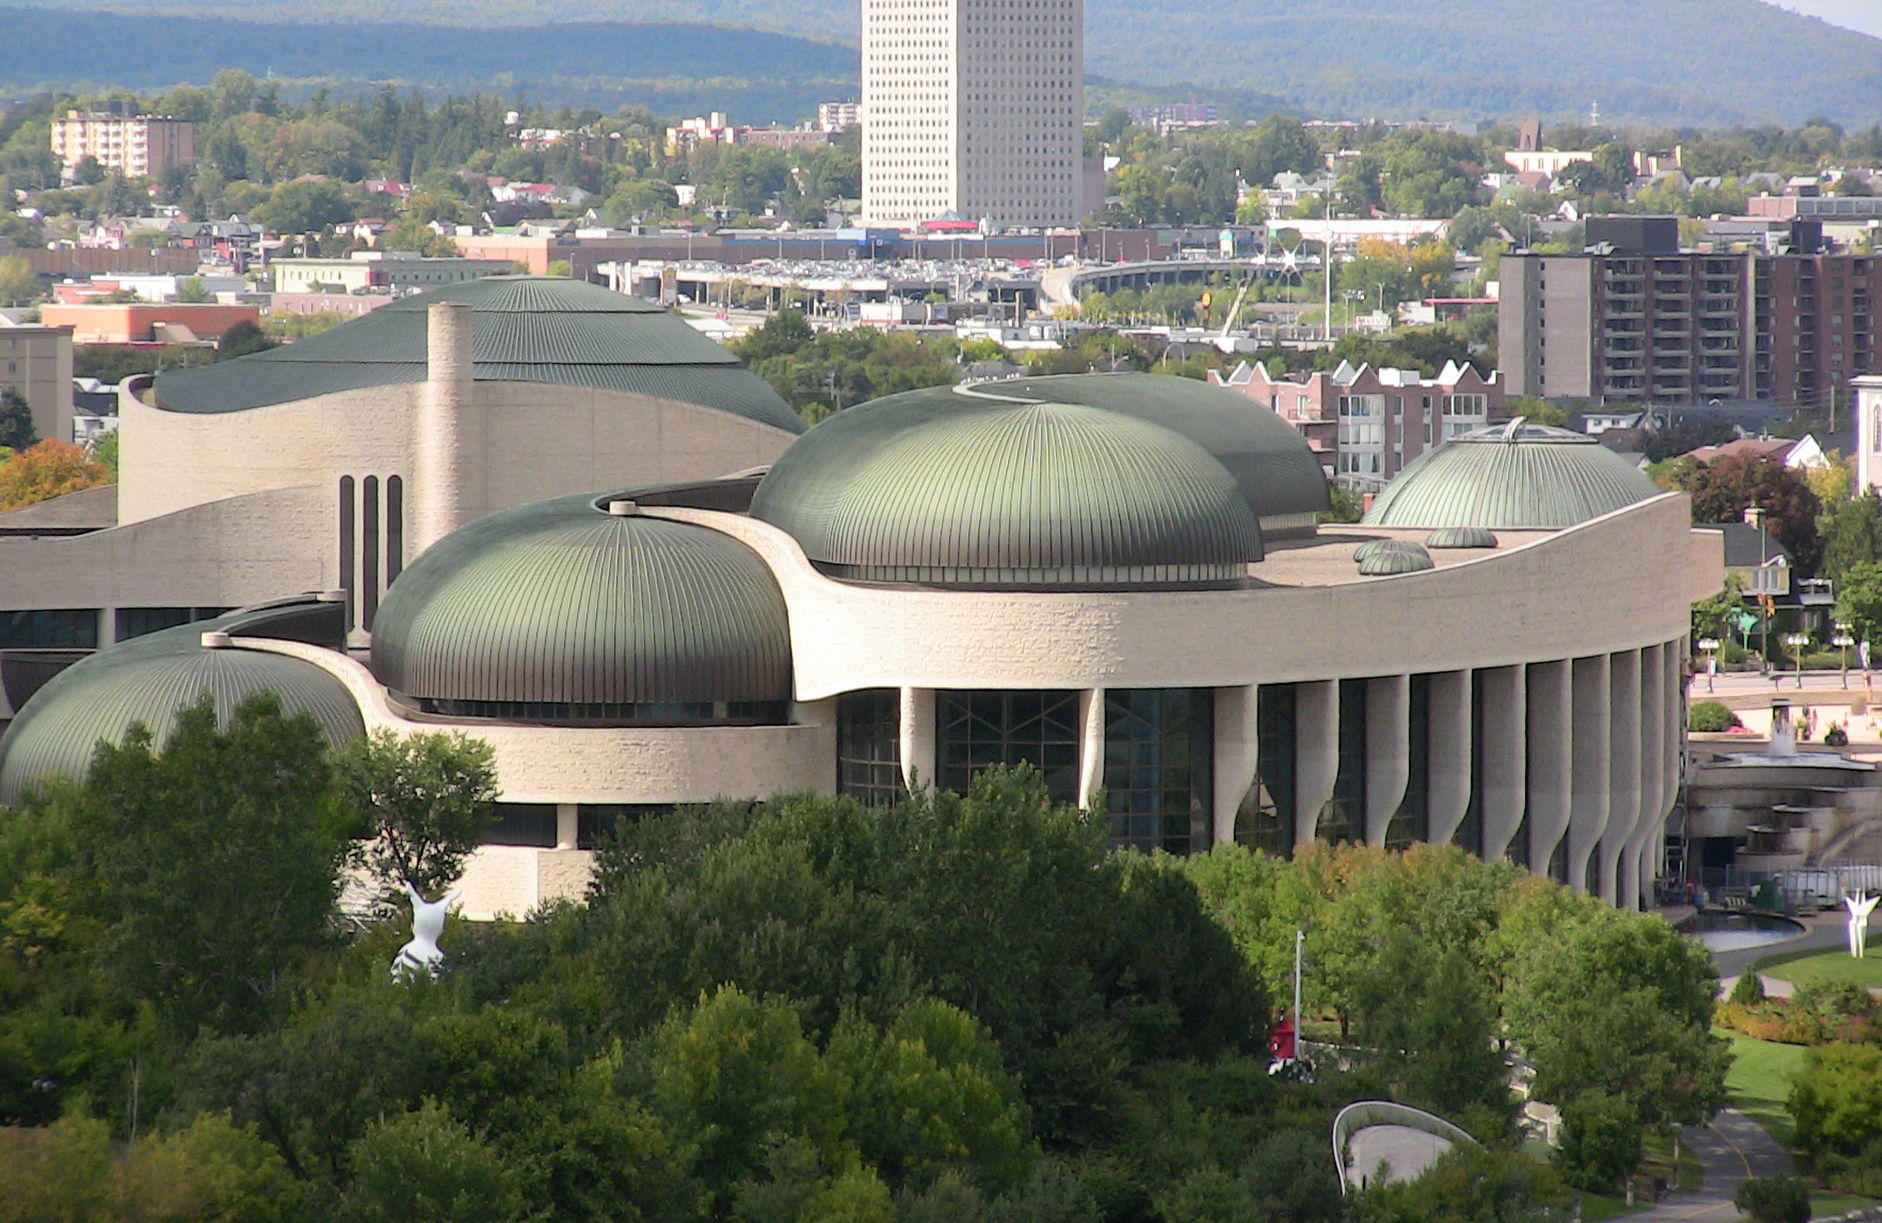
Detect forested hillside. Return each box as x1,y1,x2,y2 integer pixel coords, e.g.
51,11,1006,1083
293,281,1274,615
0,8,856,120
7,0,1882,124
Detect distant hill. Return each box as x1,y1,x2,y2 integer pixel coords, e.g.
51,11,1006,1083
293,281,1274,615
7,0,1882,125
0,8,858,122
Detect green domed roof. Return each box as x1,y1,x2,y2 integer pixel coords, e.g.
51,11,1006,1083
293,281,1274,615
152,276,805,433
0,616,364,804
1426,526,1498,549
1362,419,1661,530
1357,545,1435,575
749,382,1265,586
985,374,1330,535
1353,538,1425,562
371,493,792,709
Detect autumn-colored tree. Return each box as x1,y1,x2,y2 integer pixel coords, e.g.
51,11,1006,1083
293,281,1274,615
0,439,111,511
1676,453,1822,573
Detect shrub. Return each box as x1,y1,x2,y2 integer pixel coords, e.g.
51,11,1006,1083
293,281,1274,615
1734,1176,1810,1223
1689,701,1740,732
1730,972,1767,1006
1797,979,1876,1023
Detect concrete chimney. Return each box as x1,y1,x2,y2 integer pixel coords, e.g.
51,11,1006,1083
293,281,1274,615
411,301,476,555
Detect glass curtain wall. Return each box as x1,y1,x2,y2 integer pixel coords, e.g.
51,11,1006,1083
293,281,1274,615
1385,674,1431,850
837,689,903,807
1103,688,1212,854
1236,683,1297,855
937,691,1080,804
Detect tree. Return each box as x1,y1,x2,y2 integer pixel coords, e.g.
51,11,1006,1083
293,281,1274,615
334,730,499,910
1690,572,1745,642
1553,1091,1642,1192
1349,1145,1571,1223
0,255,39,307
1734,1178,1811,1223
254,179,356,235
217,319,277,360
65,693,350,1035
342,1101,528,1223
175,275,211,303
0,439,110,511
1676,454,1822,573
1821,490,1882,590
1834,560,1882,643
0,388,35,451
90,428,119,480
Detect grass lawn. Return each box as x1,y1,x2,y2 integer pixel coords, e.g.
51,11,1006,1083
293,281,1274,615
1748,947,1882,990
1718,1028,1806,1147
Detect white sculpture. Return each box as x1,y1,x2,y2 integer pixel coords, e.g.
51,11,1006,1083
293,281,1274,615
1846,891,1879,959
393,881,460,980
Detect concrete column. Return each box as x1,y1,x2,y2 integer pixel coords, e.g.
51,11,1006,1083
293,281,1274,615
1293,679,1339,850
1624,645,1668,910
1365,674,1410,846
1213,685,1261,846
1524,660,1572,874
410,301,476,557
899,687,936,792
555,803,579,851
1425,669,1471,845
1649,641,1685,902
1568,654,1612,894
1077,688,1106,809
1479,665,1527,863
1601,649,1641,904
97,607,117,646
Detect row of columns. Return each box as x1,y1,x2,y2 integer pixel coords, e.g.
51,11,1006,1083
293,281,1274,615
886,643,1683,909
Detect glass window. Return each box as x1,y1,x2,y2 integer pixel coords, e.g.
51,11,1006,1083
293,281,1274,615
114,607,225,641
938,690,1080,804
1103,688,1213,855
576,804,671,850
838,689,904,808
0,609,99,649
1236,683,1296,855
483,803,558,848
1453,672,1486,858
1318,679,1367,845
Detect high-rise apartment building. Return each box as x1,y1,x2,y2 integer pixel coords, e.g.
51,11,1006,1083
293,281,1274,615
861,0,1083,228
1501,216,1879,409
50,110,196,181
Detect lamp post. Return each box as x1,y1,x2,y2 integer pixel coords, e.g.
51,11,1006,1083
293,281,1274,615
1786,632,1811,690
1835,624,1855,689
1698,637,1721,693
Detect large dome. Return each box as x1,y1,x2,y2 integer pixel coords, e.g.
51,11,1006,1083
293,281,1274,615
370,493,793,718
152,276,805,433
0,613,365,804
1362,420,1662,530
748,380,1270,587
987,374,1331,536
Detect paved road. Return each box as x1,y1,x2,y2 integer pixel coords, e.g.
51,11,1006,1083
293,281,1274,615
1629,1109,1796,1223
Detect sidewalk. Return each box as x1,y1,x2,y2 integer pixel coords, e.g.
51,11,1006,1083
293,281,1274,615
1629,1110,1795,1223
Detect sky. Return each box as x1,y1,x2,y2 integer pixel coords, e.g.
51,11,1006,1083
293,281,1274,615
1778,0,1882,38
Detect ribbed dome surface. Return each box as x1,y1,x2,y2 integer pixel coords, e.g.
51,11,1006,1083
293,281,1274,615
1426,526,1499,549
985,374,1330,534
749,383,1265,586
371,494,792,705
1362,420,1661,529
152,276,805,433
1353,538,1425,562
1357,546,1435,575
0,623,364,804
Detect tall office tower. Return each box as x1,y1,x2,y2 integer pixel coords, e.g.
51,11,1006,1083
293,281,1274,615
862,0,1083,228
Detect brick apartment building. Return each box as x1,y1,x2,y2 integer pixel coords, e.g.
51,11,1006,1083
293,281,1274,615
50,110,196,180
1500,215,1876,411
1208,359,1503,487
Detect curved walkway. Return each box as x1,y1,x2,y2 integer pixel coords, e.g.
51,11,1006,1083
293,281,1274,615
1634,1110,1795,1223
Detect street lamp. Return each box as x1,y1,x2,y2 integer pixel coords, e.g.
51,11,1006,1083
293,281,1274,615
1698,637,1721,693
1835,624,1856,689
1786,632,1812,690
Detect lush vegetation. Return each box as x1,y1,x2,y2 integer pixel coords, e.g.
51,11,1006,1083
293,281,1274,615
0,692,1735,1220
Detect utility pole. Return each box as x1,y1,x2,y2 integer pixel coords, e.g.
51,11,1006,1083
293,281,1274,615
1322,191,1334,343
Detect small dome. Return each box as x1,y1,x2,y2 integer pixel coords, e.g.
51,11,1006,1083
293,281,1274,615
1363,419,1661,529
371,494,792,714
1426,526,1498,549
1358,545,1435,575
1353,538,1426,563
749,382,1265,587
0,622,364,804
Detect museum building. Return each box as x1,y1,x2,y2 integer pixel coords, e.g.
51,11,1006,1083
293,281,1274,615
0,281,1721,916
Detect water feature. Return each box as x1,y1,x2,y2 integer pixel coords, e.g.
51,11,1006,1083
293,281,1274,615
1680,910,1806,952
